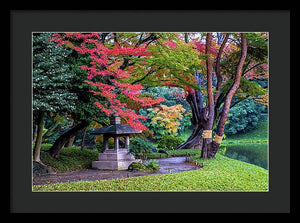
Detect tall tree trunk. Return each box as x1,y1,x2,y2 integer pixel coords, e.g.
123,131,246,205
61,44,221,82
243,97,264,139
32,124,38,145
47,120,89,158
81,127,87,149
201,33,215,158
64,136,75,147
64,122,76,147
33,112,44,162
176,90,204,150
209,33,248,158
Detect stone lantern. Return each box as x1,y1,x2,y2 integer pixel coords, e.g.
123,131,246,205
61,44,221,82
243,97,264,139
91,114,142,170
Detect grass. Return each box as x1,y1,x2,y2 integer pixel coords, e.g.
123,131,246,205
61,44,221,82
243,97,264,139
40,145,98,172
33,152,268,192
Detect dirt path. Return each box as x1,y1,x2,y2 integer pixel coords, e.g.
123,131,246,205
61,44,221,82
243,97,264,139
32,157,200,185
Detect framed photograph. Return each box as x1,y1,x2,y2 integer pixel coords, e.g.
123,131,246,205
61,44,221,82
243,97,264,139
10,10,291,213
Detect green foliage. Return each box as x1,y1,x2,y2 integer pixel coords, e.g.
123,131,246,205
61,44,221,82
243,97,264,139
95,140,115,153
40,146,98,172
140,86,192,135
237,77,266,99
157,135,185,150
245,33,268,62
129,137,154,156
225,98,267,135
128,162,147,172
224,121,268,143
140,36,203,90
221,77,265,100
33,33,77,113
145,160,160,173
127,160,160,173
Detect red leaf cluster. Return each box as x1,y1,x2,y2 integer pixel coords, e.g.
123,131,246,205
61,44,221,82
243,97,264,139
50,33,164,131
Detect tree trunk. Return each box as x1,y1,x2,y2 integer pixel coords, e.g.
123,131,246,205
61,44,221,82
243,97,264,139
176,91,204,150
47,120,89,158
81,127,87,149
42,122,60,143
33,112,44,162
32,124,38,145
208,33,248,158
64,136,75,147
201,33,215,158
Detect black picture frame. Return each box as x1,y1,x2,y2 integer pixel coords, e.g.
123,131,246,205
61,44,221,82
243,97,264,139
10,10,291,213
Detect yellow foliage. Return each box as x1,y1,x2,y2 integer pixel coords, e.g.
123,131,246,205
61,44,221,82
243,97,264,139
151,104,186,136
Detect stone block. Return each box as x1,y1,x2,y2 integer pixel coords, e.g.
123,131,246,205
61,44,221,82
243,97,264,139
92,149,141,170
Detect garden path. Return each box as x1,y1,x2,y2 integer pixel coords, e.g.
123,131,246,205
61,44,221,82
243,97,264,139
32,157,199,185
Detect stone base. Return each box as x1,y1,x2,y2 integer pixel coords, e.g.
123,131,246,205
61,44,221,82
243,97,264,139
92,149,140,170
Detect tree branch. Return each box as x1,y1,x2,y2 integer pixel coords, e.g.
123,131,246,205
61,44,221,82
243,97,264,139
131,70,156,84
214,33,229,103
242,62,264,76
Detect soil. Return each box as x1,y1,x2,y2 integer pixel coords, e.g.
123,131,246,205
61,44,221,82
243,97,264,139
32,157,200,185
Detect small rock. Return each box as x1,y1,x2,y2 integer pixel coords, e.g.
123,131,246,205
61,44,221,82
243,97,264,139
158,149,168,155
33,161,56,177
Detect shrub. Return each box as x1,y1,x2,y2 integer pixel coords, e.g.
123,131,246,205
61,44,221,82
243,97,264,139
157,135,185,150
128,160,160,173
129,137,155,157
145,160,160,173
224,98,267,136
40,146,98,172
128,162,147,172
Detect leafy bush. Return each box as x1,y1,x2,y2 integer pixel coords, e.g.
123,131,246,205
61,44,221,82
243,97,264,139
128,162,147,172
145,160,160,173
40,146,98,172
143,104,186,138
225,98,267,136
157,135,185,150
129,137,155,157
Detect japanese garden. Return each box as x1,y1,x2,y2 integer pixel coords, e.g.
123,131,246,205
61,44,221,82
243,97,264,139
32,32,269,192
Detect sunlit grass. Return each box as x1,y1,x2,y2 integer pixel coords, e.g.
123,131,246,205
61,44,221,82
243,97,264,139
33,153,268,192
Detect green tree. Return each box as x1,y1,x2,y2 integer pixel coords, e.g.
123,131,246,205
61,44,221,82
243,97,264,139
32,33,77,162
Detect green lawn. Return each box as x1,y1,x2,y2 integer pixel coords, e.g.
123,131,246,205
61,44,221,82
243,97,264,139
33,152,268,192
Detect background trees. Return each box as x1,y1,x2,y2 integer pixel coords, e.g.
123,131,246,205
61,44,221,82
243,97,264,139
32,32,268,161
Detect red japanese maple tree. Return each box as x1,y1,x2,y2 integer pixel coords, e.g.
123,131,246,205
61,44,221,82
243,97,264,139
50,32,164,131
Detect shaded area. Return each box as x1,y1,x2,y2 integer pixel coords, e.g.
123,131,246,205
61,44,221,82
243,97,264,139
220,143,268,169
32,156,200,185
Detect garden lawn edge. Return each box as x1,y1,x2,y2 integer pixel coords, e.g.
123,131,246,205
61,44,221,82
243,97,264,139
33,154,268,192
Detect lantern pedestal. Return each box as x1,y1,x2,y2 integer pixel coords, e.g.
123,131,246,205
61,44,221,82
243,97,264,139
92,149,140,170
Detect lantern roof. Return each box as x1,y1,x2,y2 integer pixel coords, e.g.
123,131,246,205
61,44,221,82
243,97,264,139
90,124,142,135
90,115,142,135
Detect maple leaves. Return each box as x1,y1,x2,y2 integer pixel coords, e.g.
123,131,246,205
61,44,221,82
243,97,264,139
50,32,164,131
150,104,186,136
47,32,269,133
